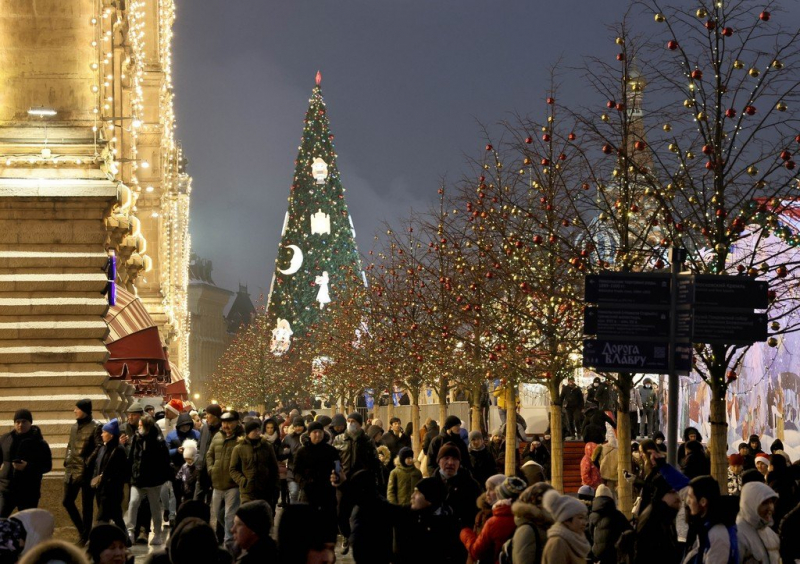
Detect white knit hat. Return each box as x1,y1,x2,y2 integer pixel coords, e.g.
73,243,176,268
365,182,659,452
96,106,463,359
543,489,587,523
182,439,198,460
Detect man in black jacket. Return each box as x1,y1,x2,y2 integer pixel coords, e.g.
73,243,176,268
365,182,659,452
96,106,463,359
119,402,143,457
194,404,222,503
63,398,102,545
88,419,129,533
559,377,584,440
426,415,470,475
435,443,480,562
0,408,52,517
292,421,339,523
381,417,411,463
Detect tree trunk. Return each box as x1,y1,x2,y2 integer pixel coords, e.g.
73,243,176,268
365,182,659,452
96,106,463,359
471,381,483,435
330,396,337,417
411,399,421,457
550,397,564,493
616,408,633,517
709,391,728,492
438,381,448,430
505,384,517,476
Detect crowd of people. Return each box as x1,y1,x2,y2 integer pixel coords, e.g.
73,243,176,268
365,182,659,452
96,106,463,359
0,397,798,564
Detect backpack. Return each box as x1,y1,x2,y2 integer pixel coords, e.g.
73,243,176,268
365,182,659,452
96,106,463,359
499,522,540,564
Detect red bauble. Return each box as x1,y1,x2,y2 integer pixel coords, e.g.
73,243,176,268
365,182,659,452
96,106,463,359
582,182,590,190
705,161,716,170
602,144,614,154
634,141,646,151
568,132,576,141
542,133,551,142
786,160,796,170
525,136,533,144
702,144,714,155
722,27,733,36
691,69,703,80
667,40,679,50
705,20,716,30
533,235,543,245
744,105,756,115
795,134,800,144
546,97,555,104
655,259,665,269
777,265,788,278
780,150,792,161
541,158,550,166
616,103,625,111
760,11,770,21
617,53,625,61
485,144,493,151
607,100,616,109
725,108,736,118
559,153,567,161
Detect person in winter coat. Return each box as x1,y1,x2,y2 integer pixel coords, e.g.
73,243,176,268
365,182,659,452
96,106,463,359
681,440,710,479
594,441,619,487
392,477,459,564
176,440,199,499
277,503,338,564
521,458,546,486
282,416,307,503
231,500,279,564
460,476,527,564
589,484,632,564
376,445,392,494
748,434,764,460
582,403,616,445
736,481,780,564
0,409,52,516
559,377,584,439
380,417,411,461
165,413,200,510
487,430,505,475
206,410,244,547
727,453,744,496
541,489,590,564
638,378,657,438
118,402,143,457
587,377,612,411
194,404,222,503
347,468,394,564
145,516,233,564
676,427,703,468
292,421,339,523
468,431,496,488
521,436,552,480
633,478,682,564
87,419,129,533
229,420,279,504
471,474,506,541
426,415,471,475
62,399,103,545
779,500,800,563
126,414,170,546
261,417,287,509
387,447,422,506
509,482,554,564
581,442,602,490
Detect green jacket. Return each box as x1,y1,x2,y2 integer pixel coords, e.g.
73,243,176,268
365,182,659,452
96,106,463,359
387,463,422,506
229,436,279,503
206,425,243,491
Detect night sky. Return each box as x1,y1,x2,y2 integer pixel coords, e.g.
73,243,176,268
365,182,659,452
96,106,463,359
173,0,635,303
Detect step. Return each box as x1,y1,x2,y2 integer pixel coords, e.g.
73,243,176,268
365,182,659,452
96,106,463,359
0,320,109,340
0,419,78,437
0,273,108,293
0,251,107,269
0,370,108,388
0,394,108,413
0,341,109,364
0,297,108,316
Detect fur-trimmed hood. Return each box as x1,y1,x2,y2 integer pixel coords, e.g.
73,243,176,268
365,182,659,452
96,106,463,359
512,499,554,528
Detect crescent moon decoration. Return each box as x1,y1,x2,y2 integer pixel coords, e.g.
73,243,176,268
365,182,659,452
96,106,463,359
278,244,303,275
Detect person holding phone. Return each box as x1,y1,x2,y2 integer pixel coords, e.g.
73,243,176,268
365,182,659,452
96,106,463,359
0,408,52,517
293,421,339,531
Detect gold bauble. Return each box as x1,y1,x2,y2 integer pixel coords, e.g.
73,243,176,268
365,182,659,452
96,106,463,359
771,321,780,331
747,165,758,176
777,101,787,112
715,243,727,253
601,114,609,122
663,123,672,132
684,99,693,108
696,8,708,18
686,151,695,159
697,111,707,121
733,60,744,70
772,60,784,69
615,37,624,45
655,13,666,22
669,143,679,152
749,68,760,77
767,337,778,348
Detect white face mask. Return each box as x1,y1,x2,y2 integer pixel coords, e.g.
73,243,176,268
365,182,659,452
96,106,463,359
347,422,359,434
138,428,146,436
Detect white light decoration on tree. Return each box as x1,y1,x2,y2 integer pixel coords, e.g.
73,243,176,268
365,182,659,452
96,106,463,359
311,157,329,184
270,318,293,356
310,209,331,235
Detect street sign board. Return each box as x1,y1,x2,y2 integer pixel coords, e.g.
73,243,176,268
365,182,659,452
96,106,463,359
676,309,768,345
582,339,692,374
585,273,671,307
677,275,769,310
583,307,670,339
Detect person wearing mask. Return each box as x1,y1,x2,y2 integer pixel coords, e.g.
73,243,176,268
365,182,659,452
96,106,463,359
559,377,584,440
541,489,590,564
62,398,102,545
460,476,527,564
118,402,143,457
633,479,682,564
206,410,244,547
653,431,667,452
381,417,411,462
165,413,200,513
736,481,780,564
229,420,279,504
0,409,52,516
194,404,222,503
586,377,611,411
426,415,471,476
87,419,128,534
638,378,657,438
506,483,554,564
589,484,632,564
282,416,306,504
231,500,278,563
126,414,171,546
387,447,422,507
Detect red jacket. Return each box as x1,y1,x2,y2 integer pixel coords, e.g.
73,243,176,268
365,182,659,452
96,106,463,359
460,500,516,564
581,441,603,489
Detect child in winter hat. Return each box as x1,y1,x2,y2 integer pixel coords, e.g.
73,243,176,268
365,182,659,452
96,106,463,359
177,439,199,498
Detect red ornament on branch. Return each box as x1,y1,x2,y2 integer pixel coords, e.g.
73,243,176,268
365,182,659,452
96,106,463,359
525,136,533,144
667,40,679,50
744,105,757,115
760,11,770,21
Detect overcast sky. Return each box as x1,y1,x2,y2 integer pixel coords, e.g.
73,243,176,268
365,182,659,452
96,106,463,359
173,0,636,305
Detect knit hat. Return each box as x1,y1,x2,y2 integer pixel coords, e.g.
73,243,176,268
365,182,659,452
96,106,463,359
331,413,347,427
244,420,261,435
728,453,745,466
75,398,92,416
437,443,461,462
468,430,483,441
182,439,198,460
486,474,506,491
367,425,383,440
205,404,223,418
220,410,240,422
577,485,595,501
316,415,332,427
347,412,363,426
235,500,273,539
444,415,461,431
126,401,144,414
102,418,120,436
398,447,414,466
497,476,527,501
308,421,325,433
290,416,305,428
13,409,32,423
595,484,614,499
414,477,446,507
543,489,587,523
755,453,770,465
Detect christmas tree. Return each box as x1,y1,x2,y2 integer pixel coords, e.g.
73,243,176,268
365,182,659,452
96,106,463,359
266,72,365,361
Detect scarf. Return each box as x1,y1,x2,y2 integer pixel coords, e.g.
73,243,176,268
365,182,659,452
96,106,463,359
547,522,590,558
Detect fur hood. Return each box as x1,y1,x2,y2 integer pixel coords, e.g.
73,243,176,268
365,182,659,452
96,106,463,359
512,500,554,528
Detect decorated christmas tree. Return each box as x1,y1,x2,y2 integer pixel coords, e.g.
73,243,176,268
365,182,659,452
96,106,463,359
266,72,365,361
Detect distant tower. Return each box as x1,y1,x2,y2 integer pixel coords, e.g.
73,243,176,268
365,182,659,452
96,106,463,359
226,284,256,335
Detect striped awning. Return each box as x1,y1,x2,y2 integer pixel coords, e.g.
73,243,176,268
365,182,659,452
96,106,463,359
104,286,155,344
169,361,185,382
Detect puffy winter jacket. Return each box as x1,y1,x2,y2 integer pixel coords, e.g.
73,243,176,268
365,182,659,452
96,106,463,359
460,499,516,564
229,435,279,503
165,413,200,468
581,442,602,489
511,498,553,564
0,426,52,494
129,425,171,488
589,495,632,564
737,482,780,564
64,417,102,482
206,425,243,490
387,462,422,506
